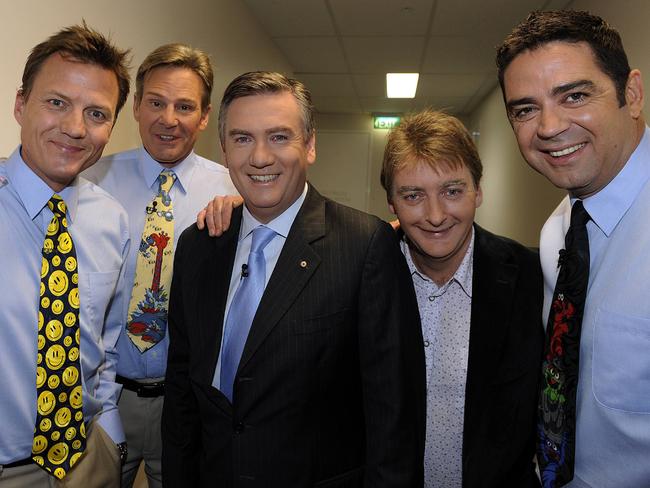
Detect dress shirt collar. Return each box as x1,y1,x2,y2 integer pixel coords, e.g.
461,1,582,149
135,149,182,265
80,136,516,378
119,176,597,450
578,126,650,237
138,146,198,194
402,226,474,298
239,182,308,241
5,145,80,223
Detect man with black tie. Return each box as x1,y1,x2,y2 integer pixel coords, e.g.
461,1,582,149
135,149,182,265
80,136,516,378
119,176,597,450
497,10,649,487
162,71,425,487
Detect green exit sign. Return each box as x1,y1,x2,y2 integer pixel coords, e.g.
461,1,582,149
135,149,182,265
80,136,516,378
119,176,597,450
373,116,400,129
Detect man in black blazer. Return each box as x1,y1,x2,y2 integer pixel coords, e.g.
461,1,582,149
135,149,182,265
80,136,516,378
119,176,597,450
161,71,425,487
381,110,544,487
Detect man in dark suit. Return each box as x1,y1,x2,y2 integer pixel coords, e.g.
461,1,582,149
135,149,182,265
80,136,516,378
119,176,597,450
161,71,425,487
381,110,544,487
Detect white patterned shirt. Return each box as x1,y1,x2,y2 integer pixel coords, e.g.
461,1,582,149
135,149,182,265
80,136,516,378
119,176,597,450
400,229,474,488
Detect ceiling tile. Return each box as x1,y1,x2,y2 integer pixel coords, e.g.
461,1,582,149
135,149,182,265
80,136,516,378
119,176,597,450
243,0,335,36
274,37,347,72
295,74,356,97
423,35,496,74
352,74,386,97
417,74,485,97
329,0,434,36
431,0,552,43
344,36,425,73
313,96,363,114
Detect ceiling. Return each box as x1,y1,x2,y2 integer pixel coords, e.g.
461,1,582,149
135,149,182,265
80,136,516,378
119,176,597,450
243,0,574,116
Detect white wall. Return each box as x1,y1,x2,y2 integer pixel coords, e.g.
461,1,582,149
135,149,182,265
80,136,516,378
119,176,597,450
0,0,292,162
312,113,395,221
467,1,650,246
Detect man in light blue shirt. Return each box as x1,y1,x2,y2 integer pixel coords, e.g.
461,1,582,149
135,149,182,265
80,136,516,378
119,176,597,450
0,24,131,486
83,44,237,488
498,10,650,487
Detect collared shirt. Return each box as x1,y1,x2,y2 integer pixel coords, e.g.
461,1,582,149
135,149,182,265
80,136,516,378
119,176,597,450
539,127,650,487
0,147,129,463
401,229,474,488
212,183,308,390
83,147,237,380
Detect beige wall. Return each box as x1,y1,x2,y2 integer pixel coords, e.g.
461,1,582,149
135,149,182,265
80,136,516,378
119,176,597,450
0,0,292,163
313,113,394,221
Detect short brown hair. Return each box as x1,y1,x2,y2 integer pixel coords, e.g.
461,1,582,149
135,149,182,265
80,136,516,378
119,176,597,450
381,110,482,198
218,71,314,145
496,10,630,107
20,21,131,119
135,43,213,111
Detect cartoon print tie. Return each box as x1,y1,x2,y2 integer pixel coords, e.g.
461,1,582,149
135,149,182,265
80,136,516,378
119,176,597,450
126,169,176,353
537,200,590,488
220,225,277,401
33,194,86,479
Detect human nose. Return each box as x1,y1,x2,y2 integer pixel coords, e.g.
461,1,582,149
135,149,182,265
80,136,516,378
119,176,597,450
250,140,273,167
426,196,447,227
536,106,568,140
61,109,86,139
159,105,177,127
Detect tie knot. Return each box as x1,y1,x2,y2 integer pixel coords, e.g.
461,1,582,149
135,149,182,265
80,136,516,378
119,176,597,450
570,200,590,228
250,226,276,254
47,194,67,218
158,170,176,193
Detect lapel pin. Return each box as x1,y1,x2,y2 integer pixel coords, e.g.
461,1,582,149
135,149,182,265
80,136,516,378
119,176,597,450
299,260,308,269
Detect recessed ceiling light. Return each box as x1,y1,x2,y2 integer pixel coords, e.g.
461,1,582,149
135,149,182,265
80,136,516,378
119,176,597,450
386,73,419,98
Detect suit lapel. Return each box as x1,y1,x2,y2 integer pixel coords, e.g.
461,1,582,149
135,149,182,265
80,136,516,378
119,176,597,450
238,186,325,372
463,225,519,449
198,208,242,386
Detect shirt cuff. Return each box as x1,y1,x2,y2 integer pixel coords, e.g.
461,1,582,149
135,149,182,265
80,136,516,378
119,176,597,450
95,408,125,444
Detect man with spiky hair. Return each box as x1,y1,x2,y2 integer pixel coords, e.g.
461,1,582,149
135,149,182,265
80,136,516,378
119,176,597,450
0,23,131,486
381,109,543,488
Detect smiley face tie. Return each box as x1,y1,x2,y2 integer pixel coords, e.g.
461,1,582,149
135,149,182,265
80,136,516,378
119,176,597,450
126,169,176,353
32,194,86,479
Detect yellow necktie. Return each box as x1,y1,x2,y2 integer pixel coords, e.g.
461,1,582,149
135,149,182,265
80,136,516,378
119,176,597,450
126,169,176,353
33,194,86,479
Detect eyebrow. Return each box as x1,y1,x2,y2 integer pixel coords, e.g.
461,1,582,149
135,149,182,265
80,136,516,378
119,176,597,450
551,79,596,97
396,180,467,193
144,92,197,104
227,126,295,137
506,79,596,109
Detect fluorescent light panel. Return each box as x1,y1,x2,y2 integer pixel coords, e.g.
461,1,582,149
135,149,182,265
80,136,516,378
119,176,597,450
386,73,419,98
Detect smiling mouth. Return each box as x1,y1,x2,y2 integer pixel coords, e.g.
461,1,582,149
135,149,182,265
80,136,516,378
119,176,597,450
549,143,585,157
250,174,279,183
157,135,178,142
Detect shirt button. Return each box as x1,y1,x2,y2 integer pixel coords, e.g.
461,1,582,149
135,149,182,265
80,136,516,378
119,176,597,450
423,340,430,347
428,296,435,302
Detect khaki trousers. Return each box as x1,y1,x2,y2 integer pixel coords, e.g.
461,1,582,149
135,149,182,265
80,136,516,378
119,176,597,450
0,421,120,488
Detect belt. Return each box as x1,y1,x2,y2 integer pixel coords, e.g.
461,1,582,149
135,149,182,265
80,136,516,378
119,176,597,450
0,457,33,473
116,375,165,397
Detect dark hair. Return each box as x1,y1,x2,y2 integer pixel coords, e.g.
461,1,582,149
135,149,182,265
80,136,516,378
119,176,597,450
381,110,482,198
135,43,213,111
496,10,630,106
218,71,314,145
20,21,131,119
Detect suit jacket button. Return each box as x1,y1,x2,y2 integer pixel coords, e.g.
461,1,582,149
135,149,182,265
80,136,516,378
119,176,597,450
234,422,245,434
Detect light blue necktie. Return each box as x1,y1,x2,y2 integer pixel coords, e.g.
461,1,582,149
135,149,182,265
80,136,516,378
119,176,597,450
220,225,277,401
